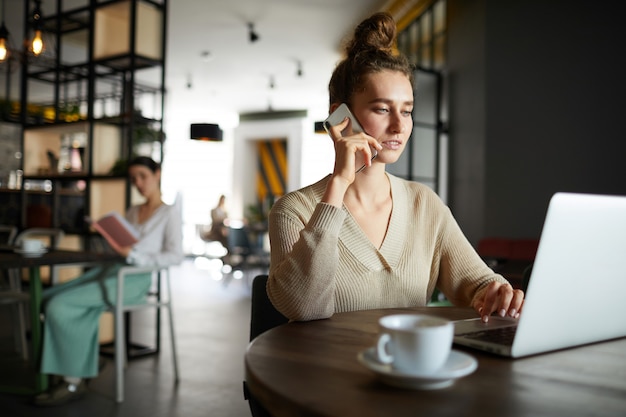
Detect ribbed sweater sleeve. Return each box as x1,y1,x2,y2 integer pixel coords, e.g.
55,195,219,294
268,182,346,320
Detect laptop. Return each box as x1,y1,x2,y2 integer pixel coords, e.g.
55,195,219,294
453,192,626,357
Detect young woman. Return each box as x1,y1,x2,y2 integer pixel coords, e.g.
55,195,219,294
266,12,524,323
206,194,229,247
35,156,183,406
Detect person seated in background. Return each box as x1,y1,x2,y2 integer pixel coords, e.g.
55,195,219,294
266,12,524,323
34,156,183,406
205,194,229,248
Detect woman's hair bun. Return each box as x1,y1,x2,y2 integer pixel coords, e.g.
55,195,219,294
345,12,397,58
328,11,411,105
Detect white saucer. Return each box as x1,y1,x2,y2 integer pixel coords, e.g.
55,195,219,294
14,248,48,258
357,347,477,390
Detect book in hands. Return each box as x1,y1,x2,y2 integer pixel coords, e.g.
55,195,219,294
86,211,139,247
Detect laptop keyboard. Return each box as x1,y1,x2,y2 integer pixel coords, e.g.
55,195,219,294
463,325,517,345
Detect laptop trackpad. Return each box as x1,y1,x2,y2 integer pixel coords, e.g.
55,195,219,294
453,316,517,336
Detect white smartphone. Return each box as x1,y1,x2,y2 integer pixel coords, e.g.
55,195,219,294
324,103,364,134
324,103,377,173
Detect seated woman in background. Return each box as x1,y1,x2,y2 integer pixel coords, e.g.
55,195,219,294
34,156,183,406
205,194,229,247
267,12,524,322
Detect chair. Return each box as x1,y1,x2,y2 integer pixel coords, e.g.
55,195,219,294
0,225,29,359
3,227,64,360
110,266,179,403
0,225,17,248
0,225,18,288
248,274,288,341
243,274,288,416
225,226,253,270
5,228,66,359
223,227,270,286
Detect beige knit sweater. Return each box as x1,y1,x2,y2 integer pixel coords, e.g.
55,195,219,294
267,173,508,321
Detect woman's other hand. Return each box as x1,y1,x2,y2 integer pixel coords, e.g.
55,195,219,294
474,281,524,322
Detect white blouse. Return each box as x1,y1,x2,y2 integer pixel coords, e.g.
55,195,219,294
124,204,184,268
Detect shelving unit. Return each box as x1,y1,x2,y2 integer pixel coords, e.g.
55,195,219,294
0,0,167,248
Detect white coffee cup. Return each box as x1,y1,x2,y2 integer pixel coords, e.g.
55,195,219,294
21,238,45,253
376,314,454,375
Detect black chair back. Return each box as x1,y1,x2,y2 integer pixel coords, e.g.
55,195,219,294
249,274,288,341
245,274,289,416
228,227,252,256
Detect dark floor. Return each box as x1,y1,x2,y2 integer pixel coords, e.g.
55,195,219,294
0,258,259,417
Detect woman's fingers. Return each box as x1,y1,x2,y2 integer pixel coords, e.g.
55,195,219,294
478,282,524,322
325,117,351,141
327,117,379,178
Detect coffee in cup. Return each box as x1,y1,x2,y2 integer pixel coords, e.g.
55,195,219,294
21,238,45,253
376,314,453,374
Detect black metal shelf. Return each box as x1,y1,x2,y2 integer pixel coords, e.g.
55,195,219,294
27,53,165,82
8,0,168,231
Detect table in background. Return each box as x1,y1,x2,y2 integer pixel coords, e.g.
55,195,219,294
0,249,122,394
245,306,626,417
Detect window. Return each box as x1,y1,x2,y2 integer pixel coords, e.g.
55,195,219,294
391,0,448,202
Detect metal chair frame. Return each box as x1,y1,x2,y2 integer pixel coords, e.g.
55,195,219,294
110,266,179,403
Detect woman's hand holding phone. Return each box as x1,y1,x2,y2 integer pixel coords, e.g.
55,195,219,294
324,104,380,177
322,104,382,207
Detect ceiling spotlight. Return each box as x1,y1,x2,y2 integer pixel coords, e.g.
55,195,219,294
296,60,303,77
248,22,259,43
200,50,212,62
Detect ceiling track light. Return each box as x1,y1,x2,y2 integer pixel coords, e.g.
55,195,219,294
248,22,259,43
296,60,303,77
200,50,212,62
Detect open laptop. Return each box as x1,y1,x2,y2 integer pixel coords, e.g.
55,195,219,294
453,192,626,357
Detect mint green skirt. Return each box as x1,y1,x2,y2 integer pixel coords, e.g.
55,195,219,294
40,263,151,378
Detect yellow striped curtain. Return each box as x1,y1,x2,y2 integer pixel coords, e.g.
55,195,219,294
256,139,287,206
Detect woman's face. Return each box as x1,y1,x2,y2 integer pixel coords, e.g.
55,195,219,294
129,165,160,197
350,70,414,165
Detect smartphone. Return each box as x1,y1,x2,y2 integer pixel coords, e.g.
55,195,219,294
324,103,377,173
324,103,364,134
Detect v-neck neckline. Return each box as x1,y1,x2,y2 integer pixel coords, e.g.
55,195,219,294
339,174,407,271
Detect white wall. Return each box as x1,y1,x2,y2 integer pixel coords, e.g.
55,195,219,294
232,116,334,220
161,87,239,254
163,93,334,253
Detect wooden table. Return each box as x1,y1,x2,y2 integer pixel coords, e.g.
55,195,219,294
245,306,626,417
0,249,122,393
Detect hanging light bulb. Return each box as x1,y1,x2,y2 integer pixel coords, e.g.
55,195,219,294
0,22,8,62
31,29,44,55
31,0,44,56
0,0,8,62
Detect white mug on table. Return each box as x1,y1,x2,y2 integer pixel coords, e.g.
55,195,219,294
376,314,454,374
21,239,46,253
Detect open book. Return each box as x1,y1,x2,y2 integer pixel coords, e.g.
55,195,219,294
86,211,139,247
